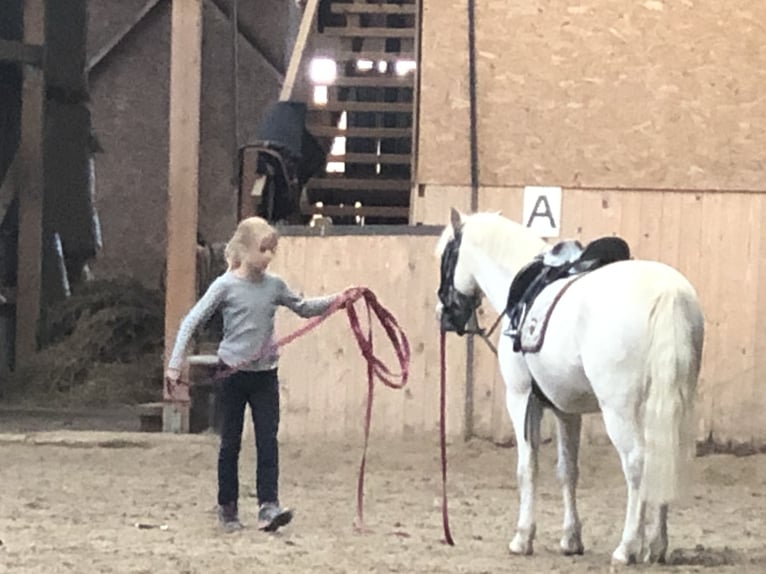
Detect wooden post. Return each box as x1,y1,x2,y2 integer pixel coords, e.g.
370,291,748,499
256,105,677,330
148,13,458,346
163,0,203,432
279,0,320,102
15,0,45,367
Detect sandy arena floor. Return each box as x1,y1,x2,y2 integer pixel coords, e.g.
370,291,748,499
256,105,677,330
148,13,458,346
0,423,765,574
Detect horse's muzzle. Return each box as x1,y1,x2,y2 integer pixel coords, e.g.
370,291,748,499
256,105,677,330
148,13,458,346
438,297,478,336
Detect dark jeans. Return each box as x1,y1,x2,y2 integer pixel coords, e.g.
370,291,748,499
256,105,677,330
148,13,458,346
217,368,280,506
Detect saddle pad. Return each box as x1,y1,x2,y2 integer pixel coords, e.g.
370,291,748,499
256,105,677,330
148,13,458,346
519,275,583,353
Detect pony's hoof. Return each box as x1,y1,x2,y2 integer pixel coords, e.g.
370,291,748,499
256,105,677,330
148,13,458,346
560,534,584,556
643,532,667,564
509,534,534,555
611,546,637,566
644,544,667,564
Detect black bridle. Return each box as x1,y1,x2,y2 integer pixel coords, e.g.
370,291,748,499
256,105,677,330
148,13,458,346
438,232,505,353
437,232,482,336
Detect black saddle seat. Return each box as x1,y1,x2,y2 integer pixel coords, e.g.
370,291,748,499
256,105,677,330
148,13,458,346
505,236,631,351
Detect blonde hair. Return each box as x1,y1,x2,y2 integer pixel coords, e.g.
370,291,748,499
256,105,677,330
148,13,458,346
224,216,277,269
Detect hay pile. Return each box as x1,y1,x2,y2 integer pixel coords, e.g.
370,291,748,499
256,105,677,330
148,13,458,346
4,279,165,407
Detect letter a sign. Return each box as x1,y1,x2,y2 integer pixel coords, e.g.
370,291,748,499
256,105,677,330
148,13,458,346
523,186,562,238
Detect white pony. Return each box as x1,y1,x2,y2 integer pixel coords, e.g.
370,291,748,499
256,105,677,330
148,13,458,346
435,209,704,565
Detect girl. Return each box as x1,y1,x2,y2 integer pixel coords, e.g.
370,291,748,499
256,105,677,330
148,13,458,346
166,216,344,532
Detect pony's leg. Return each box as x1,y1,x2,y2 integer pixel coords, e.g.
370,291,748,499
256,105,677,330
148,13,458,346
601,408,646,565
644,503,668,563
506,390,542,556
555,412,584,555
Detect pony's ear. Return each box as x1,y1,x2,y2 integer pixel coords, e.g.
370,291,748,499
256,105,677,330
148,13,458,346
450,207,463,233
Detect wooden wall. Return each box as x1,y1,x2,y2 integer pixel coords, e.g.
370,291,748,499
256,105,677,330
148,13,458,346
417,0,766,190
265,234,468,442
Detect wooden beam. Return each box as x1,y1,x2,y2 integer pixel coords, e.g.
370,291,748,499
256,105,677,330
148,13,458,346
321,26,416,39
327,152,411,164
280,0,321,101
410,0,423,196
163,0,202,432
0,38,43,67
330,3,417,15
308,125,412,138
307,177,411,191
86,0,163,74
331,75,413,88
43,0,92,308
15,0,45,367
331,50,415,61
310,100,412,113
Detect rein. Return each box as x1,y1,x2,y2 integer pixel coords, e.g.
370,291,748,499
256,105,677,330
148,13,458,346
167,287,449,540
461,307,502,356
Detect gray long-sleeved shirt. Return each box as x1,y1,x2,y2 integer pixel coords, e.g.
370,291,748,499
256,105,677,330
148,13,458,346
168,271,337,372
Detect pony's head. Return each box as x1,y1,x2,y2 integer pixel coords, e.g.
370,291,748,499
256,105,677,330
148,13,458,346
435,208,480,334
435,208,547,334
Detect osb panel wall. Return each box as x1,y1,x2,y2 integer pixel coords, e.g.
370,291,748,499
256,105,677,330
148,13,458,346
266,235,468,441
417,0,766,191
416,0,472,186
410,185,473,225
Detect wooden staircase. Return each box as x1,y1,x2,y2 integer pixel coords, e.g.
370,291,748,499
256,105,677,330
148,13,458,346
301,0,418,225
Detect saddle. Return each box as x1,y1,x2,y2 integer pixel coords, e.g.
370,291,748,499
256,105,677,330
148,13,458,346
505,236,631,353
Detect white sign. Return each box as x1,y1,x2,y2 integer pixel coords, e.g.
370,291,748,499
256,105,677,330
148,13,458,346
523,186,562,238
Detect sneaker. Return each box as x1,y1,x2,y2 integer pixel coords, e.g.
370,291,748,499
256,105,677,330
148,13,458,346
218,501,244,532
257,502,293,532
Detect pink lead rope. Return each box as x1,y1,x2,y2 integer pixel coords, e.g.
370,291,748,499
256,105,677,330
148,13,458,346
440,329,455,545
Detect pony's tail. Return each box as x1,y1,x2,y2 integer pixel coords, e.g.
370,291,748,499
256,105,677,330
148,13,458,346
640,288,704,506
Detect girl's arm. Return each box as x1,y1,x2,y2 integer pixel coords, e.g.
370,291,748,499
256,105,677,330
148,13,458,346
277,279,339,318
167,277,227,370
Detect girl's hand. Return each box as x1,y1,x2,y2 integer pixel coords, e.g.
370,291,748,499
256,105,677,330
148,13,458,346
165,367,181,396
340,285,363,302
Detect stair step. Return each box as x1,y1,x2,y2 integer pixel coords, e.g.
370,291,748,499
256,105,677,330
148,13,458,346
327,152,411,164
303,204,410,218
333,50,415,61
330,75,413,88
310,101,412,113
330,3,417,15
307,177,411,191
308,125,412,138
321,26,415,39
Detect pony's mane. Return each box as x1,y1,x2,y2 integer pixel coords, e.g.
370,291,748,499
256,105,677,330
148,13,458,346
435,211,547,272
